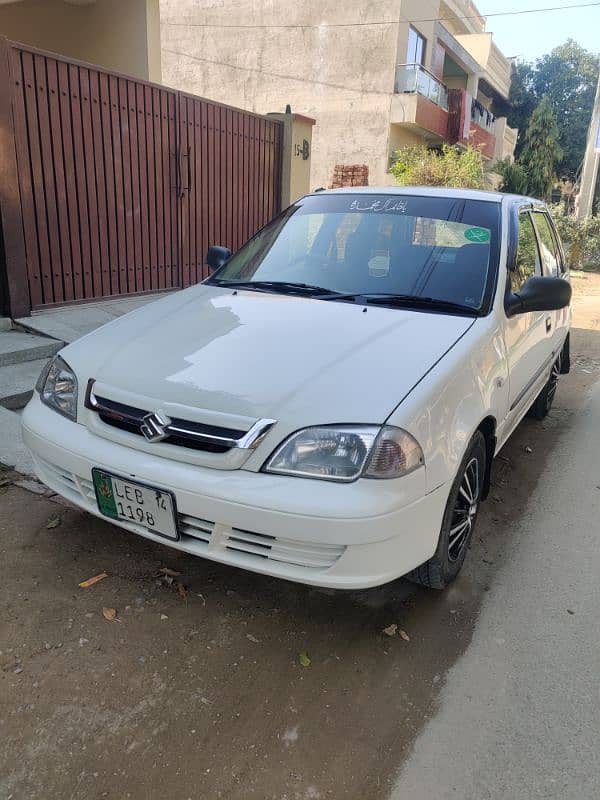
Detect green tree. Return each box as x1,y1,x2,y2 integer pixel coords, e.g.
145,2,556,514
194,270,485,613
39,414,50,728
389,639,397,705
507,61,537,159
520,96,562,201
507,40,599,180
391,144,486,189
532,40,599,180
492,157,529,195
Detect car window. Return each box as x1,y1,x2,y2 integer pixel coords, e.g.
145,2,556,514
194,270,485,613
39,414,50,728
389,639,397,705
532,211,561,277
512,212,541,292
210,194,502,313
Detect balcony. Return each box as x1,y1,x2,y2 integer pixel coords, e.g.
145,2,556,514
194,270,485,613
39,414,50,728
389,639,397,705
392,64,450,141
447,89,497,159
395,63,449,110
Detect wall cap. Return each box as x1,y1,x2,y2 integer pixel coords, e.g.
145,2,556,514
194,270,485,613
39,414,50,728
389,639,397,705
268,111,316,126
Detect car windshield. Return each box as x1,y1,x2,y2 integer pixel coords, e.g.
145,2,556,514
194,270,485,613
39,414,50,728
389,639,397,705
207,193,501,313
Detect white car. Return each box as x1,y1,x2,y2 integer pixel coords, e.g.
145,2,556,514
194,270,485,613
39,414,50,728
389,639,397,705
22,188,571,590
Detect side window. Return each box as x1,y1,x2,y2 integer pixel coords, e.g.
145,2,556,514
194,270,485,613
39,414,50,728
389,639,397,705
512,212,541,293
532,211,561,276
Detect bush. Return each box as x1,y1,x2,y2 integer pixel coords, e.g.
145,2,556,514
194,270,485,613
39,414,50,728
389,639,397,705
492,157,529,195
550,206,600,271
390,144,486,189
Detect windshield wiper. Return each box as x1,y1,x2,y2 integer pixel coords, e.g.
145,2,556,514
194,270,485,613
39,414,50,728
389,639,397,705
208,282,476,314
357,294,479,315
209,280,343,297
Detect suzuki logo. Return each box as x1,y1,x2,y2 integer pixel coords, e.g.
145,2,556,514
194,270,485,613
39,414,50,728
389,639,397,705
140,412,171,442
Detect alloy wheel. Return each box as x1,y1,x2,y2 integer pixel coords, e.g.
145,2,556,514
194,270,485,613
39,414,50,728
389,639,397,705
545,356,561,411
448,456,480,562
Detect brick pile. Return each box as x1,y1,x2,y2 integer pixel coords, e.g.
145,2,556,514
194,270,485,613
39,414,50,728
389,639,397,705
330,164,369,188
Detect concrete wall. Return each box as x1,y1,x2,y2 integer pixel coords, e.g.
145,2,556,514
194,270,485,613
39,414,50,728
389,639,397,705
160,0,512,187
390,122,429,150
494,117,518,162
439,0,485,35
161,0,418,188
0,0,161,81
456,32,511,99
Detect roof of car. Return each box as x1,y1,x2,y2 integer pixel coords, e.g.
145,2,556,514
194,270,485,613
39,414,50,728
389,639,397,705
309,186,541,206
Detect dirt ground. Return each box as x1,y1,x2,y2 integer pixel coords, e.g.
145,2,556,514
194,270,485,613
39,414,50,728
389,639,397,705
1,273,600,800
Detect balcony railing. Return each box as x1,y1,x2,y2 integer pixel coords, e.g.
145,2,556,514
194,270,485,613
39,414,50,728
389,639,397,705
395,64,449,111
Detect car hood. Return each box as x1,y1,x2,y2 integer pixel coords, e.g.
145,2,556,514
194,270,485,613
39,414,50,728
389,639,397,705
66,285,475,427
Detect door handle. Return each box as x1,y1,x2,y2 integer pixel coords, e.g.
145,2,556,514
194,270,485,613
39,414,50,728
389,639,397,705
546,316,552,333
177,147,190,196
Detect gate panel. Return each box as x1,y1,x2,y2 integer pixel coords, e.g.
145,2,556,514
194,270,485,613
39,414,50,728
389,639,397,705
4,41,282,311
178,94,283,286
8,46,41,309
8,42,180,309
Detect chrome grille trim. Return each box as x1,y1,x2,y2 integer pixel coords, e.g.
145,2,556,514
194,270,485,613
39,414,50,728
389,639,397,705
84,379,276,452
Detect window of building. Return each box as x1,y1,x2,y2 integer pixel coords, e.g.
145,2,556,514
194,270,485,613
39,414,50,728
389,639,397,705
407,27,426,65
512,212,541,292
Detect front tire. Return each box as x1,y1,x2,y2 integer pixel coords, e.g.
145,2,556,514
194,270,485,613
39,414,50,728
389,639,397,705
409,431,486,590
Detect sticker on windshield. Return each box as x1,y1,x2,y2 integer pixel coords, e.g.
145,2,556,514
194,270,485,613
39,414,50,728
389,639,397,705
464,227,491,243
349,199,408,214
368,252,391,277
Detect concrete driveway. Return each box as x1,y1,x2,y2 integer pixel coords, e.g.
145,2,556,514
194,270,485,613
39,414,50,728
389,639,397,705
1,274,599,800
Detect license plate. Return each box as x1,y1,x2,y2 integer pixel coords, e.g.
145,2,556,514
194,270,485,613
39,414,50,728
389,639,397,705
92,469,178,540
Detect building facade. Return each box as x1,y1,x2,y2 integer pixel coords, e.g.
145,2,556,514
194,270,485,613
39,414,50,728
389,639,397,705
0,0,162,83
161,0,517,190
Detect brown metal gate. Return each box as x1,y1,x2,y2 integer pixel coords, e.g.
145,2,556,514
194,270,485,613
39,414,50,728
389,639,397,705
0,39,282,314
177,93,282,287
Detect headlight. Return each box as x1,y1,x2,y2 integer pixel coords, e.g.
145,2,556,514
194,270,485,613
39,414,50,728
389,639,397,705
263,425,423,482
36,356,78,421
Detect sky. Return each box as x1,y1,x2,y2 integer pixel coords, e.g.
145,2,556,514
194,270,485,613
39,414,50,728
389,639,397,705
475,0,600,62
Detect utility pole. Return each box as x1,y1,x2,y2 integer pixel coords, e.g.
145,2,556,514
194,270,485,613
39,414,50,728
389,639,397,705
577,70,600,219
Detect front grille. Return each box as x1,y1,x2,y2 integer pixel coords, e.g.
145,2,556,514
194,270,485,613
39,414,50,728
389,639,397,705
84,380,276,456
88,393,247,454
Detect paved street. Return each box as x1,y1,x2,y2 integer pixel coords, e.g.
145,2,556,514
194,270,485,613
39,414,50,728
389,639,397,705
394,359,600,799
1,274,599,800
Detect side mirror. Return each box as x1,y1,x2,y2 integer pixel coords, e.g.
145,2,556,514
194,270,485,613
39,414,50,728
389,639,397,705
206,245,232,272
505,275,572,318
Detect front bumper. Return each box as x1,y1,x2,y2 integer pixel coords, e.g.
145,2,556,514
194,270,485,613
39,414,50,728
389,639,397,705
22,395,448,589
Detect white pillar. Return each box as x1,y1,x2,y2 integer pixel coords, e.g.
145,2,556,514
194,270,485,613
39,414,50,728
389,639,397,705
268,110,316,207
577,73,600,220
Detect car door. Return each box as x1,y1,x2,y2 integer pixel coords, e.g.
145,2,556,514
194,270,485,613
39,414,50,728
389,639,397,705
503,209,556,426
530,209,571,360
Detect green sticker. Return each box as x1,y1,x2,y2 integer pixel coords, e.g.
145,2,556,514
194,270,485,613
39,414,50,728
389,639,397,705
93,470,118,518
464,227,490,243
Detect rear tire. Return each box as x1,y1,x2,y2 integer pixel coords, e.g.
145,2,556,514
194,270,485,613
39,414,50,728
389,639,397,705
409,431,486,590
529,354,561,420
